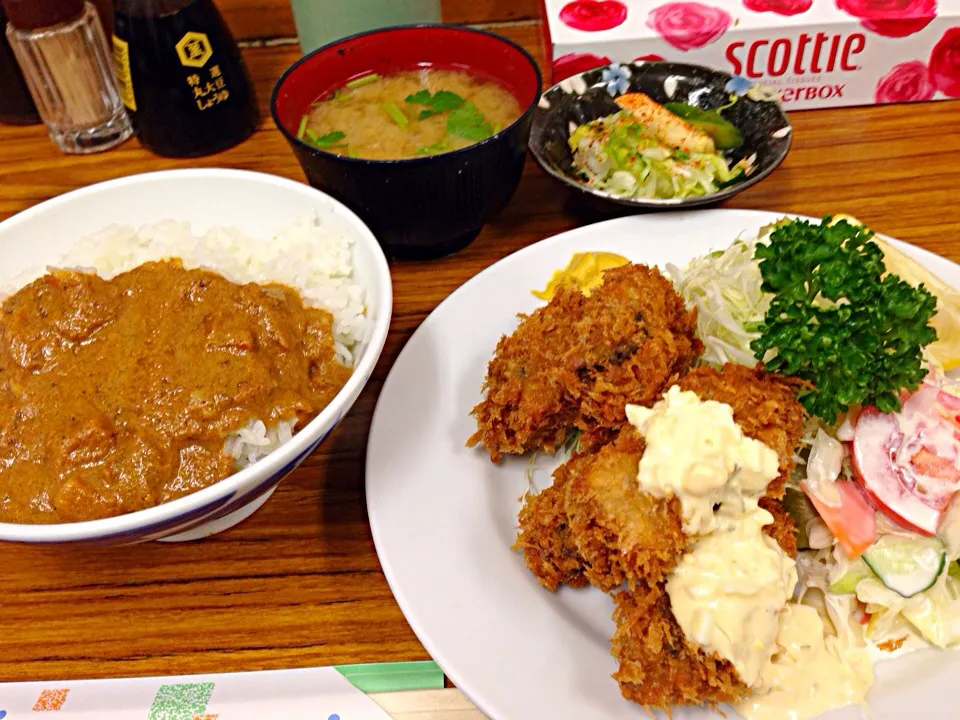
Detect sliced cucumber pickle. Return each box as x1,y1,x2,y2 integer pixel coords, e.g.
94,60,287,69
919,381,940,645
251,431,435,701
862,535,946,599
663,102,744,150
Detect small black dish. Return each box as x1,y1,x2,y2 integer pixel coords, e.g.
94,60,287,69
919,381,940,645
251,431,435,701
271,24,542,261
529,61,792,210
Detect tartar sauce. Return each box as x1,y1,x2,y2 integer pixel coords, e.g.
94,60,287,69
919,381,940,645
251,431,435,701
629,385,872,719
667,510,798,687
736,603,873,720
625,386,781,535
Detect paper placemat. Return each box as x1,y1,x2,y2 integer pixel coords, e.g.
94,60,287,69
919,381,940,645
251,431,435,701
0,662,449,719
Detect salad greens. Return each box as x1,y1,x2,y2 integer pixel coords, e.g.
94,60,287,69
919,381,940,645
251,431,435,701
568,112,744,200
750,217,938,424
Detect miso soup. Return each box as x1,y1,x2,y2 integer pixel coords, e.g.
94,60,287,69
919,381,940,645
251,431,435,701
298,68,522,160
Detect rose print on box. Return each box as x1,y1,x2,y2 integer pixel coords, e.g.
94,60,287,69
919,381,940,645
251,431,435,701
929,26,960,97
836,0,938,38
875,60,936,102
743,0,813,16
552,52,613,82
647,2,733,51
559,0,628,31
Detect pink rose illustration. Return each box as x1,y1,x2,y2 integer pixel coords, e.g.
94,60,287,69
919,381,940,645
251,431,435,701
929,27,960,97
743,0,813,16
552,52,613,82
874,60,935,102
836,0,937,38
647,2,733,51
559,0,628,32
634,53,667,62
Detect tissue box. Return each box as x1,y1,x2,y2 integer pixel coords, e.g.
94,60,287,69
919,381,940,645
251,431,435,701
542,0,960,110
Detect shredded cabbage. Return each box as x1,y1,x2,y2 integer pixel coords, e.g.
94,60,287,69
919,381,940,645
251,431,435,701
667,237,770,366
805,429,844,508
568,111,743,200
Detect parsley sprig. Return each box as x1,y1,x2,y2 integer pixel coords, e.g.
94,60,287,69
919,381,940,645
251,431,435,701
750,217,938,424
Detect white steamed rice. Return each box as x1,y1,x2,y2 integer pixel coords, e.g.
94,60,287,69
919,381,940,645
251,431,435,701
6,214,367,470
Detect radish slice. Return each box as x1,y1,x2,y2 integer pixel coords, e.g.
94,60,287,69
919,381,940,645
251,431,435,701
938,389,960,412
852,407,954,536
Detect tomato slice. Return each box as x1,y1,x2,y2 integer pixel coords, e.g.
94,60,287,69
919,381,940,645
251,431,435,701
802,479,876,559
852,389,960,536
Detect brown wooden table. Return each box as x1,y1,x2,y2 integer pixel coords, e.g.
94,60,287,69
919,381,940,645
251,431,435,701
2,0,960,690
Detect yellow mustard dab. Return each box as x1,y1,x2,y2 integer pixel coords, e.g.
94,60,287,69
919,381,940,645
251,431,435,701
831,214,960,371
532,252,630,301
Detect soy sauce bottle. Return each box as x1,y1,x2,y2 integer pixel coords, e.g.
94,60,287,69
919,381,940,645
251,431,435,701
112,0,259,157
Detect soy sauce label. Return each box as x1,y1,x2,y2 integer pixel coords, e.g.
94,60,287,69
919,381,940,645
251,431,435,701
175,31,212,67
112,35,137,111
176,32,232,112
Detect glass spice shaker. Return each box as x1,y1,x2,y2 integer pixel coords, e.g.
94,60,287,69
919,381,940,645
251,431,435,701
2,0,133,153
112,0,259,158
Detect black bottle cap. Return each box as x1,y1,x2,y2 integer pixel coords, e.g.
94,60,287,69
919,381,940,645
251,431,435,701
1,0,85,31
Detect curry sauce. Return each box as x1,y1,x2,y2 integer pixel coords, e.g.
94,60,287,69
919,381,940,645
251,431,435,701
0,260,352,524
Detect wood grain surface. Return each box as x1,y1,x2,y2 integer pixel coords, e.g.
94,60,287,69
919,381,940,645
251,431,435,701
2,3,960,697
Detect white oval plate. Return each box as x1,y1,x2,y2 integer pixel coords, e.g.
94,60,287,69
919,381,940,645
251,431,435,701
366,210,959,720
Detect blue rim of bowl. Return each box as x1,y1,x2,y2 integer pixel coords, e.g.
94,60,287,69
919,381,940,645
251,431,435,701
528,60,793,208
270,23,544,166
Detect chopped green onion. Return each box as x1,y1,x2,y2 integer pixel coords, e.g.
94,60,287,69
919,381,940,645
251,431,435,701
306,130,348,150
346,73,380,89
381,101,409,130
296,115,309,140
415,141,447,156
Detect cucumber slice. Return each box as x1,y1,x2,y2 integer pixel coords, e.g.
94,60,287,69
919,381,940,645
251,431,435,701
663,102,744,150
828,557,875,594
862,535,946,598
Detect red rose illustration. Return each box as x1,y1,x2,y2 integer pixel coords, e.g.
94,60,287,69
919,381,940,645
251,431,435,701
634,53,667,62
647,2,733,51
930,27,960,97
552,53,613,83
874,60,935,102
559,0,628,32
743,0,813,16
836,0,937,38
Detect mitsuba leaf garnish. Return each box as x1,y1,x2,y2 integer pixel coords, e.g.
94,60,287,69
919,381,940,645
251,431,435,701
405,89,465,120
447,101,494,142
750,216,938,424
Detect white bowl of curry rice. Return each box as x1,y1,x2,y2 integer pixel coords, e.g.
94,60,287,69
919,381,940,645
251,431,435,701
0,169,391,544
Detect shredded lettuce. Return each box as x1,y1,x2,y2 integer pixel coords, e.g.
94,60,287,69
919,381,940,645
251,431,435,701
667,237,770,367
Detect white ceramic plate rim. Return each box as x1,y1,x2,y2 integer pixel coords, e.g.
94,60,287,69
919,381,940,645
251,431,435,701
366,209,959,720
0,169,393,542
